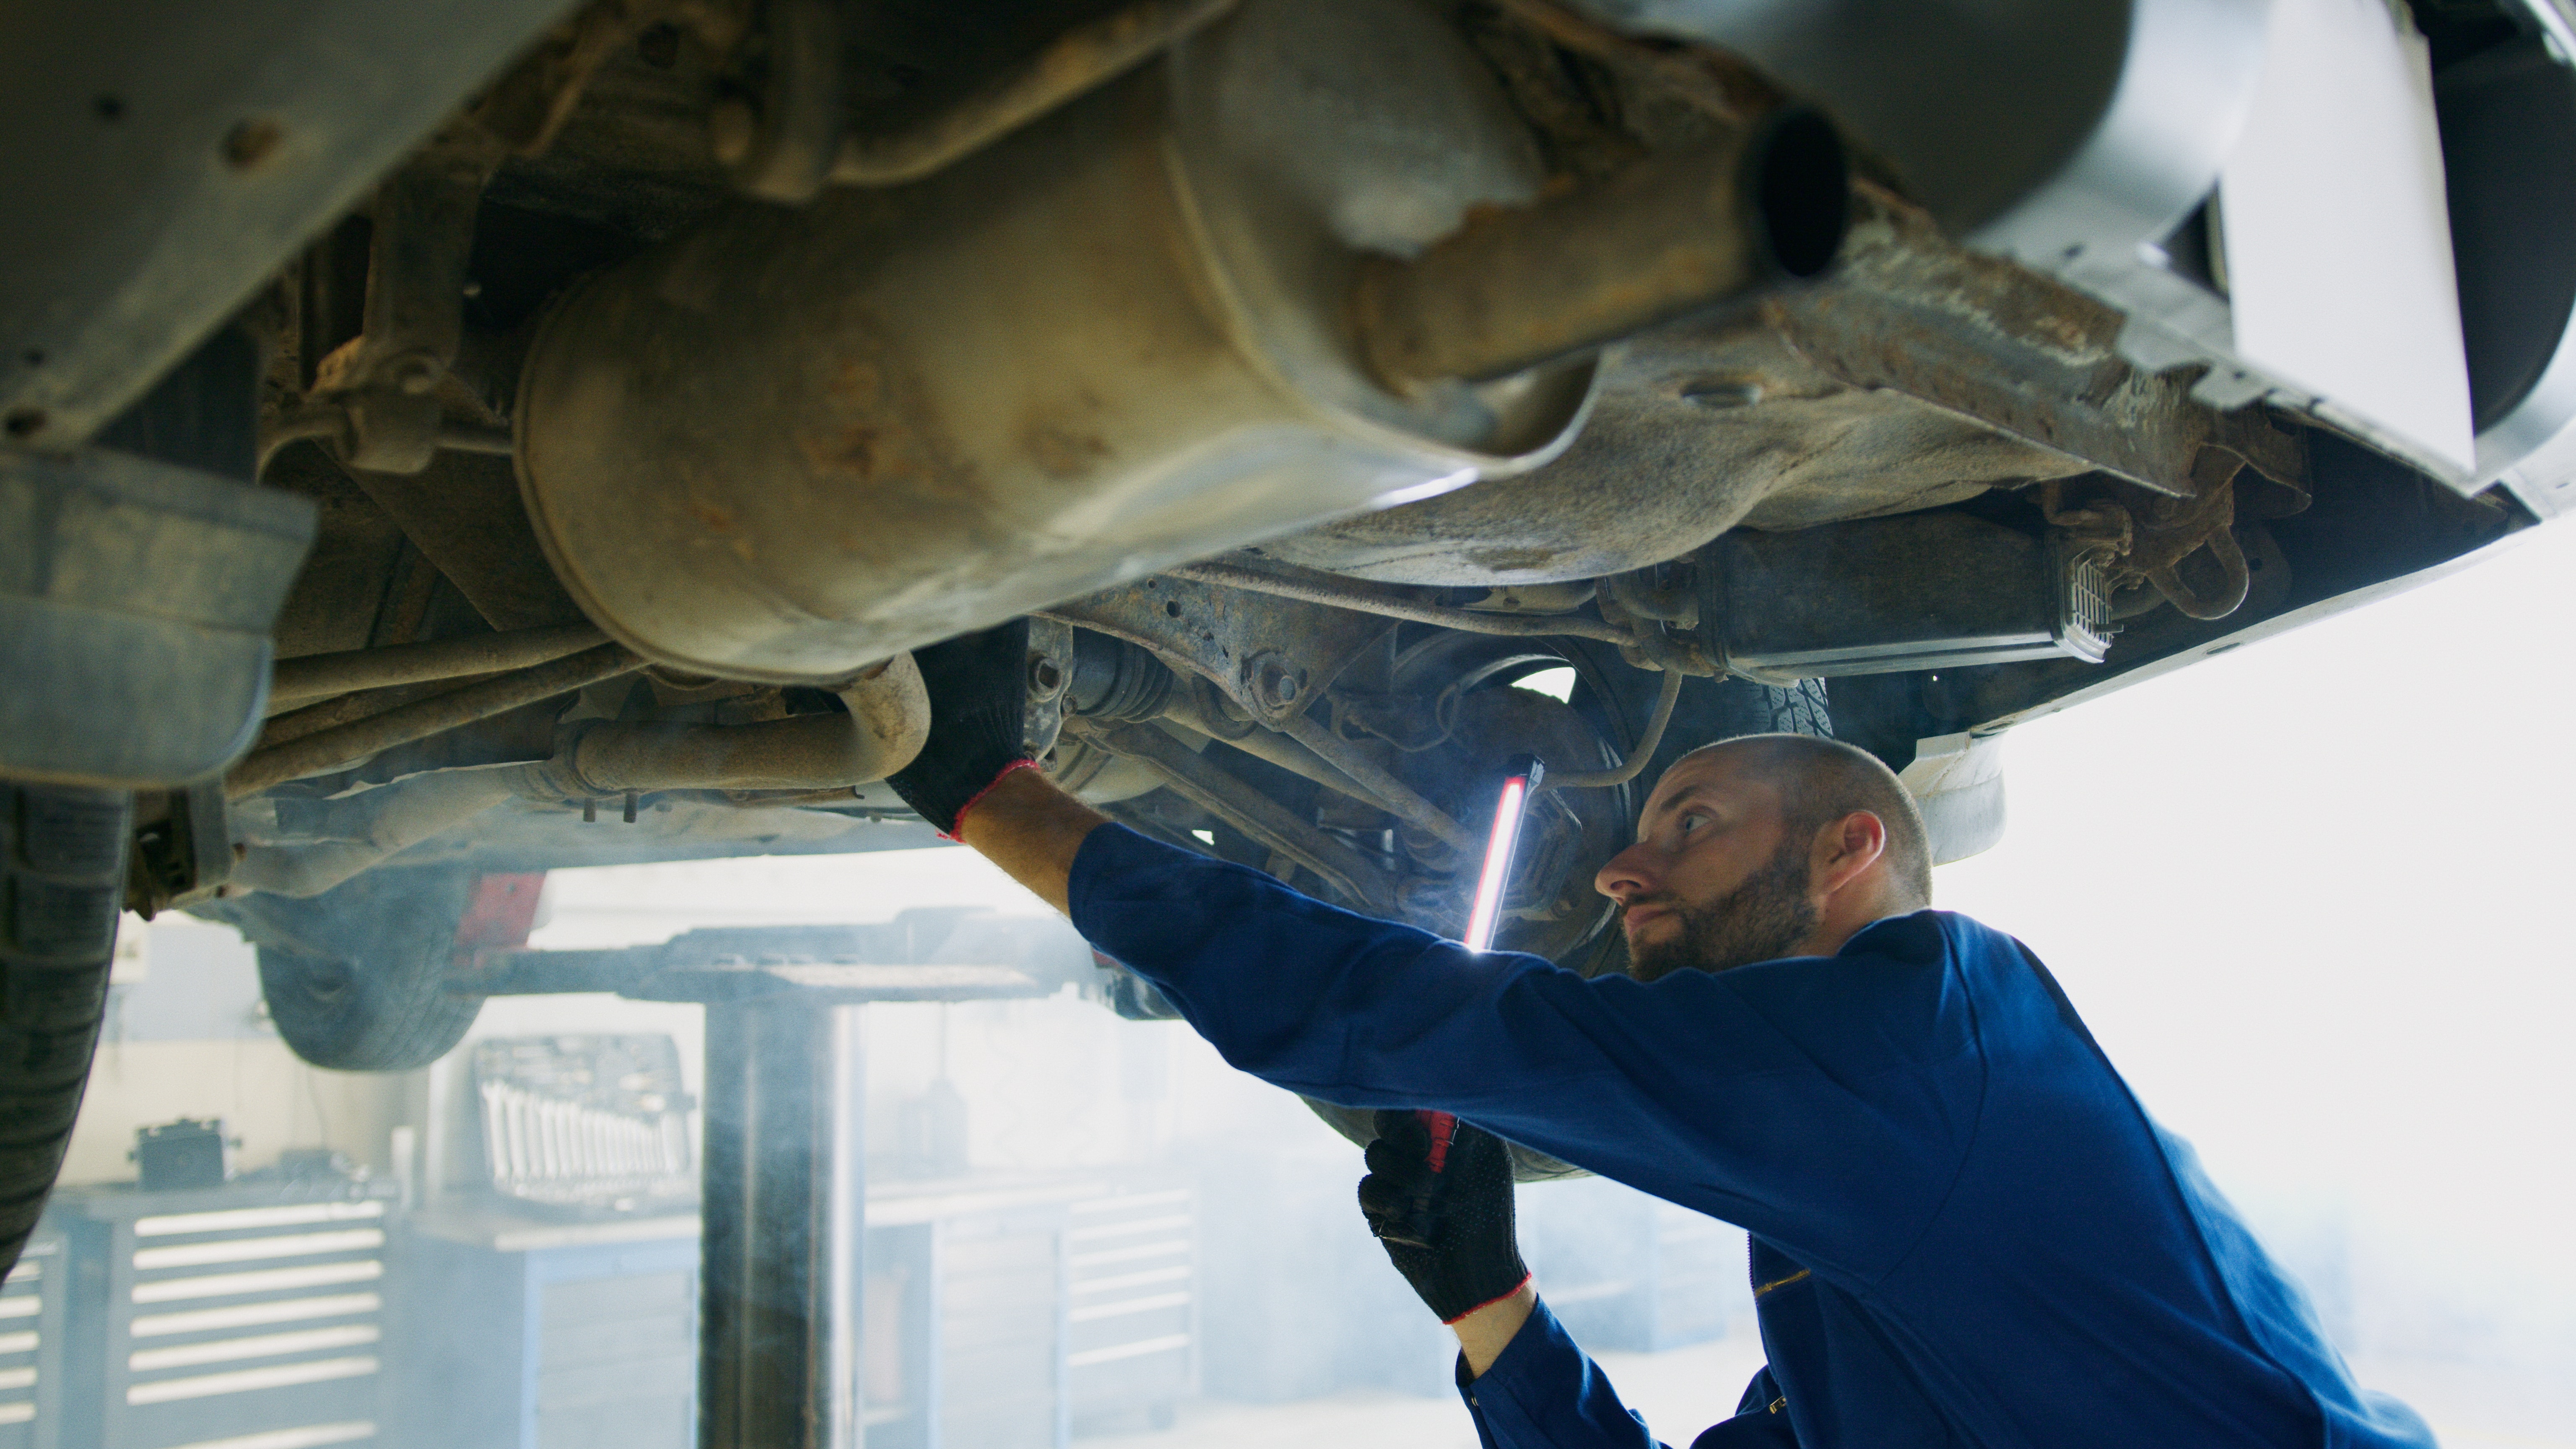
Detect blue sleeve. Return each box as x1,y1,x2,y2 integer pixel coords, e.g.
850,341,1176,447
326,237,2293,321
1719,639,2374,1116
1454,1297,1662,1449
1070,826,1984,1278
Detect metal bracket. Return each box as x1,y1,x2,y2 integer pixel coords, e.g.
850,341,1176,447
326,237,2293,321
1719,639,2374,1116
1052,574,1482,850
129,780,236,916
709,0,845,204
300,125,512,474
1024,617,1076,758
1046,574,1394,728
1766,185,2311,503
1074,717,1400,913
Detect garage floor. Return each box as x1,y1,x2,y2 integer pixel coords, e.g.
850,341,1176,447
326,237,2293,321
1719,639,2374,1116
1080,1332,2566,1449
1082,1332,1770,1449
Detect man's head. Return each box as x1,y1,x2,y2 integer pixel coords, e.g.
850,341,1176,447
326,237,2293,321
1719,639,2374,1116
1594,733,1931,982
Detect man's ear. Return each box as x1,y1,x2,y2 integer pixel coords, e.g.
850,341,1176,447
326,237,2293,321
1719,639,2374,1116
1809,810,1888,898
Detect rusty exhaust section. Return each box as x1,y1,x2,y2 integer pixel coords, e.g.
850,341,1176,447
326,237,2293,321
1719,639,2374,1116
231,771,524,897
235,647,923,800
513,0,1840,685
231,657,928,895
513,656,930,798
1354,109,1850,385
517,0,1592,684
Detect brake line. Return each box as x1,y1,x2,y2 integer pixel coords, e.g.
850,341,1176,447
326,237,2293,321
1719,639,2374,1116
1542,667,1682,790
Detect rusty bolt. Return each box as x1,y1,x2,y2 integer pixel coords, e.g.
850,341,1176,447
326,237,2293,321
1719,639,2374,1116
708,98,758,166
1248,654,1304,711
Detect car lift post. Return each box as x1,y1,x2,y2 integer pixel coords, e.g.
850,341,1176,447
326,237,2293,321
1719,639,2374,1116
467,928,1056,1449
699,995,864,1448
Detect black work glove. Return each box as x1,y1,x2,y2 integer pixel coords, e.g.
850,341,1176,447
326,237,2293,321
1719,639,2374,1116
1358,1108,1530,1324
885,619,1033,836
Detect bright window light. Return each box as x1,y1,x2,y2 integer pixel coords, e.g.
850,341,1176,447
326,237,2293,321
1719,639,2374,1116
1516,667,1577,702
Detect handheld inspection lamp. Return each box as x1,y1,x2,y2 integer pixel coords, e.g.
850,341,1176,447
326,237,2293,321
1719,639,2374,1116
1398,754,1544,1247
1460,754,1546,954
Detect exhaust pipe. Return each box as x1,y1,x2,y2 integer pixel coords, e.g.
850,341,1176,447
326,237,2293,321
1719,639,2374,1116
1354,109,1848,385
510,657,930,799
232,657,927,896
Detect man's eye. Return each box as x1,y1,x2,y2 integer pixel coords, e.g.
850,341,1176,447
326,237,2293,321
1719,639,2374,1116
1677,813,1703,834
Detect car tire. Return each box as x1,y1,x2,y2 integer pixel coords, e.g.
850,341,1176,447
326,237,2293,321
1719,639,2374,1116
211,869,486,1072
0,784,132,1279
1758,677,1833,739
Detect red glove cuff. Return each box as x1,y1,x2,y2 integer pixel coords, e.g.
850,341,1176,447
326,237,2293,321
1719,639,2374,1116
1440,1272,1535,1327
940,757,1041,841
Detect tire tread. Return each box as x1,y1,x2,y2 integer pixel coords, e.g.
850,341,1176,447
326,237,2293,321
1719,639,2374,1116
0,784,128,1280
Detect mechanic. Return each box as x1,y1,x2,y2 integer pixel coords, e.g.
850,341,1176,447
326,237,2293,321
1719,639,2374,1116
884,624,2432,1448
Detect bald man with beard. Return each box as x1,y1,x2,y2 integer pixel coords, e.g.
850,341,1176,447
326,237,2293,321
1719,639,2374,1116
886,623,2431,1449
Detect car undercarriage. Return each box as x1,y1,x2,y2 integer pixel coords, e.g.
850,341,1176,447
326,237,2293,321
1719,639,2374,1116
1,0,2568,1261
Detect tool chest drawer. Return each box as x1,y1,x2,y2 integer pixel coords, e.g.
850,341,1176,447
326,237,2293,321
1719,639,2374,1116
52,1184,396,1449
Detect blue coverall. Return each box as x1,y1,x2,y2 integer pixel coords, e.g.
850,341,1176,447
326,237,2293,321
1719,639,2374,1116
1068,823,2437,1448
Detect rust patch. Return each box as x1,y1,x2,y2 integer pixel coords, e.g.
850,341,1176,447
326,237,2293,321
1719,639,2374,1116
800,360,931,493
805,423,893,483
726,302,1002,606
807,357,909,484
1023,423,1111,479
1018,388,1113,480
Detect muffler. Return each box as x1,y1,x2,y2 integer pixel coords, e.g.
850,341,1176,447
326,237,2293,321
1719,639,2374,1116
516,0,1846,683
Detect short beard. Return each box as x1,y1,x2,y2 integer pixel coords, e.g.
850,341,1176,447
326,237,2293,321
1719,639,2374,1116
1626,839,1820,983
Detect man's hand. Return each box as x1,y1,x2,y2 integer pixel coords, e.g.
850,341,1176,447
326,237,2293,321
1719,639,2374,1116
885,620,1036,838
1360,1109,1533,1358
892,620,1108,914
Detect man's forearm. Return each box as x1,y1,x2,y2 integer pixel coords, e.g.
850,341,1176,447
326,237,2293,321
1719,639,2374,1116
1446,1293,1659,1449
1454,1280,1540,1377
971,773,1525,1371
955,768,1109,915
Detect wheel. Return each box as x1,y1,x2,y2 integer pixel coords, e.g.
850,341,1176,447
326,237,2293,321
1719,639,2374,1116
0,784,131,1279
203,868,488,1071
1304,644,1833,1179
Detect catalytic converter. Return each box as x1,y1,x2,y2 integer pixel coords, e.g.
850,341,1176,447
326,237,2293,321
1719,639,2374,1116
514,0,1847,683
